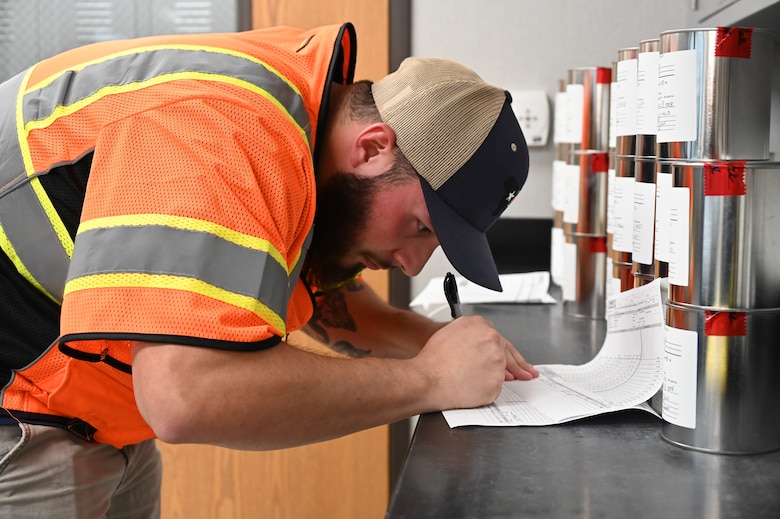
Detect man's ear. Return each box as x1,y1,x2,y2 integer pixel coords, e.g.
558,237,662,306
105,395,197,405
350,122,397,174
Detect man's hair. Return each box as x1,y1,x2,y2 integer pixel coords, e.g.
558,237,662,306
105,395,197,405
345,80,383,123
343,80,416,186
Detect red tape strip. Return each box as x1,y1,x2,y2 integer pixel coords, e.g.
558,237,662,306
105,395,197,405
715,27,753,59
590,237,607,254
704,310,747,336
596,67,611,84
589,153,609,174
703,162,746,196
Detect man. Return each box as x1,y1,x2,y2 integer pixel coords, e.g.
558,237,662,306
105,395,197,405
0,22,538,517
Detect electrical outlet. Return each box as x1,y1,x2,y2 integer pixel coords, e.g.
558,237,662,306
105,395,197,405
508,90,550,147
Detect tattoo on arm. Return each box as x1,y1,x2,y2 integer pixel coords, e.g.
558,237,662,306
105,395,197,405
303,279,366,347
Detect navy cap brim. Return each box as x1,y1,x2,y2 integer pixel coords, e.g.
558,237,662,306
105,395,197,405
420,178,503,291
419,98,529,292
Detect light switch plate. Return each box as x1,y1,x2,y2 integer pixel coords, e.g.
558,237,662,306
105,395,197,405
508,90,550,147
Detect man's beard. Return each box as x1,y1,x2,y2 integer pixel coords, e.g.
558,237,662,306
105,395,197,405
304,171,378,289
305,159,418,290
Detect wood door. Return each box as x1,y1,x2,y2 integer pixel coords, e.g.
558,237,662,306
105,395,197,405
159,2,393,518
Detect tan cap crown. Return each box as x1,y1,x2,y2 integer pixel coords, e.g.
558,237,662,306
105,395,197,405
372,57,507,191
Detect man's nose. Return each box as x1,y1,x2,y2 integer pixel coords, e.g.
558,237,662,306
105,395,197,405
393,239,440,277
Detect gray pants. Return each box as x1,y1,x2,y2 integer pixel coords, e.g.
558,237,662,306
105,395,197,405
0,422,162,518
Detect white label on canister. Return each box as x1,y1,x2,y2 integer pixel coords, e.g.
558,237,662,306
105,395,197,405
609,81,617,148
606,169,617,235
551,160,566,211
562,163,581,224
654,170,673,261
637,51,659,135
668,187,690,286
663,324,698,429
632,181,657,264
550,226,565,287
553,91,567,145
611,176,635,252
562,240,577,301
614,58,638,137
657,50,697,143
562,84,584,144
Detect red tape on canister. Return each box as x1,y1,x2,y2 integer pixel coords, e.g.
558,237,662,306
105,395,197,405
596,67,611,84
703,162,746,196
589,153,609,173
590,237,607,254
704,310,747,336
715,27,753,59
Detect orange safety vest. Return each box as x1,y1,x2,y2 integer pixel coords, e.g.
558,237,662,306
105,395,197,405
0,23,356,447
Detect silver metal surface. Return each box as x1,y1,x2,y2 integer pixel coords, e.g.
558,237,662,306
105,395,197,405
388,297,780,519
669,161,780,309
563,233,606,319
563,150,609,235
610,260,633,292
566,66,611,152
608,155,635,264
663,301,780,454
614,47,638,157
636,38,660,158
657,27,774,160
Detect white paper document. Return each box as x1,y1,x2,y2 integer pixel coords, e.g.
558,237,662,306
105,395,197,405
443,278,665,428
410,271,557,321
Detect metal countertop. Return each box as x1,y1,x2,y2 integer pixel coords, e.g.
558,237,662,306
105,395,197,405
386,297,780,519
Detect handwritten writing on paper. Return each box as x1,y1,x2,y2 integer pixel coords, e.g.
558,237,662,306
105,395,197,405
443,278,664,428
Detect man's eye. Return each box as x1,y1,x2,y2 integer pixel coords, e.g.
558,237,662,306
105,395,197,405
418,221,431,233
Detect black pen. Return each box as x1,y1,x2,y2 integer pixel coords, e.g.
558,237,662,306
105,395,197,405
443,272,463,319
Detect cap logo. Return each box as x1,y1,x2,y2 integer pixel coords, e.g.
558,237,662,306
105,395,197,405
492,177,521,216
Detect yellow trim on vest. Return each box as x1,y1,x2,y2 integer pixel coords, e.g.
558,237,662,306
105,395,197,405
79,213,292,274
24,44,310,148
64,272,287,335
0,219,59,304
29,177,74,257
24,71,309,150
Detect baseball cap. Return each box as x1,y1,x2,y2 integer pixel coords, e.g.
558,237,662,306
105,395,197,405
372,57,530,291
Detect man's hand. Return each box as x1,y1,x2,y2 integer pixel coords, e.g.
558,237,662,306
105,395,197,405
412,315,537,411
501,334,539,381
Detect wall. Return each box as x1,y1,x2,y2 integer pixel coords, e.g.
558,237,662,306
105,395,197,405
407,0,780,297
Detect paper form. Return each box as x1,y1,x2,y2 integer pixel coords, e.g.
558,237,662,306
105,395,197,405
443,277,665,428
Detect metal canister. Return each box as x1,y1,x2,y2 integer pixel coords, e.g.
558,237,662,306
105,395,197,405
562,151,609,235
657,27,774,160
636,38,660,158
667,160,780,309
564,66,612,153
653,161,672,279
550,79,568,287
662,301,780,454
613,47,639,158
608,155,634,265
562,234,607,319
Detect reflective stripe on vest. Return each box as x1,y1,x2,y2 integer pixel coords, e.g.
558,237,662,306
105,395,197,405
67,216,314,334
0,45,313,311
0,70,70,302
